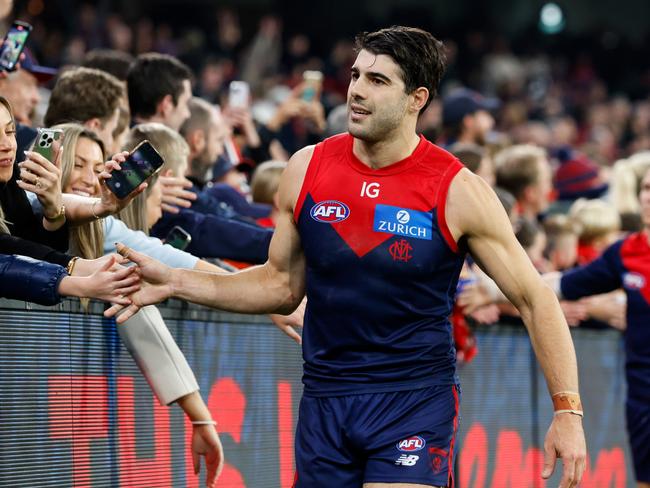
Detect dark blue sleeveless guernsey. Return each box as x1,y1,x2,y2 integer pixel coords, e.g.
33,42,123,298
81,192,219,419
294,133,466,396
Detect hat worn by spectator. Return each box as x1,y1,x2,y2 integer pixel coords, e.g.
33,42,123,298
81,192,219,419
21,49,57,83
210,155,272,219
442,88,500,126
553,147,608,200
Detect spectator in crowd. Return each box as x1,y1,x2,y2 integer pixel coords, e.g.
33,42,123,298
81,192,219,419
121,122,273,263
80,49,135,161
43,66,123,154
495,144,553,222
1,95,137,258
449,141,495,186
542,214,579,272
81,48,134,81
51,121,224,483
250,159,286,227
0,51,53,127
181,97,227,190
127,52,192,131
569,198,622,265
611,151,650,231
442,87,498,146
515,218,549,272
180,96,273,220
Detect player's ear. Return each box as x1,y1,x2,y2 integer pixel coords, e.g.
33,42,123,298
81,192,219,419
410,87,429,113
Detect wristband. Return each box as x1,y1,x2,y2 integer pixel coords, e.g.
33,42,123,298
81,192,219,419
191,420,217,426
552,391,583,417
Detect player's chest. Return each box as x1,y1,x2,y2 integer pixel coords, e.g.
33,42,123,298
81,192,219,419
299,173,454,273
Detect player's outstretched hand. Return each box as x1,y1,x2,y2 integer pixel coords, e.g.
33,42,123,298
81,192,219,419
542,413,586,487
104,243,173,323
191,423,224,488
269,297,306,344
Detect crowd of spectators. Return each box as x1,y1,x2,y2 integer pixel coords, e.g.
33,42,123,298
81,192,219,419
1,2,649,359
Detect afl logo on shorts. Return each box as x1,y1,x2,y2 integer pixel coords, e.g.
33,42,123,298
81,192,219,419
310,200,350,223
396,436,426,452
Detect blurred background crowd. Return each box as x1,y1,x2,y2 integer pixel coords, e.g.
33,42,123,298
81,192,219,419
2,0,650,355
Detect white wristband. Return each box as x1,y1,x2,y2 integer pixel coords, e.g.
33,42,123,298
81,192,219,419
191,420,217,426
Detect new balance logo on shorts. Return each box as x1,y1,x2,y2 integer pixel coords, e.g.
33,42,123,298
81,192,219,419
395,454,419,466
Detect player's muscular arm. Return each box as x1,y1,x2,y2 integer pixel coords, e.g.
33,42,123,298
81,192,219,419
167,146,311,314
446,169,585,488
446,169,578,393
108,147,312,323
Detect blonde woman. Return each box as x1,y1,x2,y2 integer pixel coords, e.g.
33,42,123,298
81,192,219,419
53,122,224,485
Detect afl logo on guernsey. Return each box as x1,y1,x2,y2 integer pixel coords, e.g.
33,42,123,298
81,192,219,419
623,272,646,290
397,436,426,452
310,200,350,223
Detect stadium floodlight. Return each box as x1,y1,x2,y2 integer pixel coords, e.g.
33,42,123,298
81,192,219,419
539,2,565,34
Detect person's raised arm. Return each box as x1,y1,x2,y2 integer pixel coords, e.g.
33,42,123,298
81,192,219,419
446,168,586,488
62,152,147,224
106,146,313,323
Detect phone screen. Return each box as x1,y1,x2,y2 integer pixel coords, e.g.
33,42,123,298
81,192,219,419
0,22,31,71
165,226,192,250
229,81,250,109
105,141,164,199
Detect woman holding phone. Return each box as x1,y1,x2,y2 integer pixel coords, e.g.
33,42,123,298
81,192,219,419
52,122,224,485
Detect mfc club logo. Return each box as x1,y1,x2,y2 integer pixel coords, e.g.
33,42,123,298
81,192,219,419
310,200,350,223
396,436,426,452
389,239,413,262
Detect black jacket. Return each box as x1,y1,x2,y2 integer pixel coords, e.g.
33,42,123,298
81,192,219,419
0,150,69,251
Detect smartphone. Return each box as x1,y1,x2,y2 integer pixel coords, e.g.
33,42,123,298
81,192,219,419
302,70,323,102
164,226,192,251
31,128,64,163
105,140,165,199
229,81,250,109
0,21,32,72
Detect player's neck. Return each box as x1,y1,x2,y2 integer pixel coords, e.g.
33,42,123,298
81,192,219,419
352,131,420,169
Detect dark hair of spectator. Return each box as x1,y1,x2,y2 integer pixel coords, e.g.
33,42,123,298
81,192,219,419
515,218,541,249
81,49,135,81
354,26,446,113
494,186,516,217
620,212,643,232
127,53,193,119
44,67,124,127
449,142,485,173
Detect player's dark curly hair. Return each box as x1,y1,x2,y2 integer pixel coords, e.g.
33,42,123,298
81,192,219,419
355,26,446,113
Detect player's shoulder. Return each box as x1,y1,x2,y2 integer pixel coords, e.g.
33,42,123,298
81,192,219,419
618,231,647,258
446,168,506,237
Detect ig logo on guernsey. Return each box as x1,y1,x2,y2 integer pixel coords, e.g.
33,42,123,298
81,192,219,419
397,436,426,452
310,200,350,223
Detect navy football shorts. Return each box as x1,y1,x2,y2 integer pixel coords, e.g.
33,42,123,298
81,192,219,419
626,396,650,482
293,384,460,488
